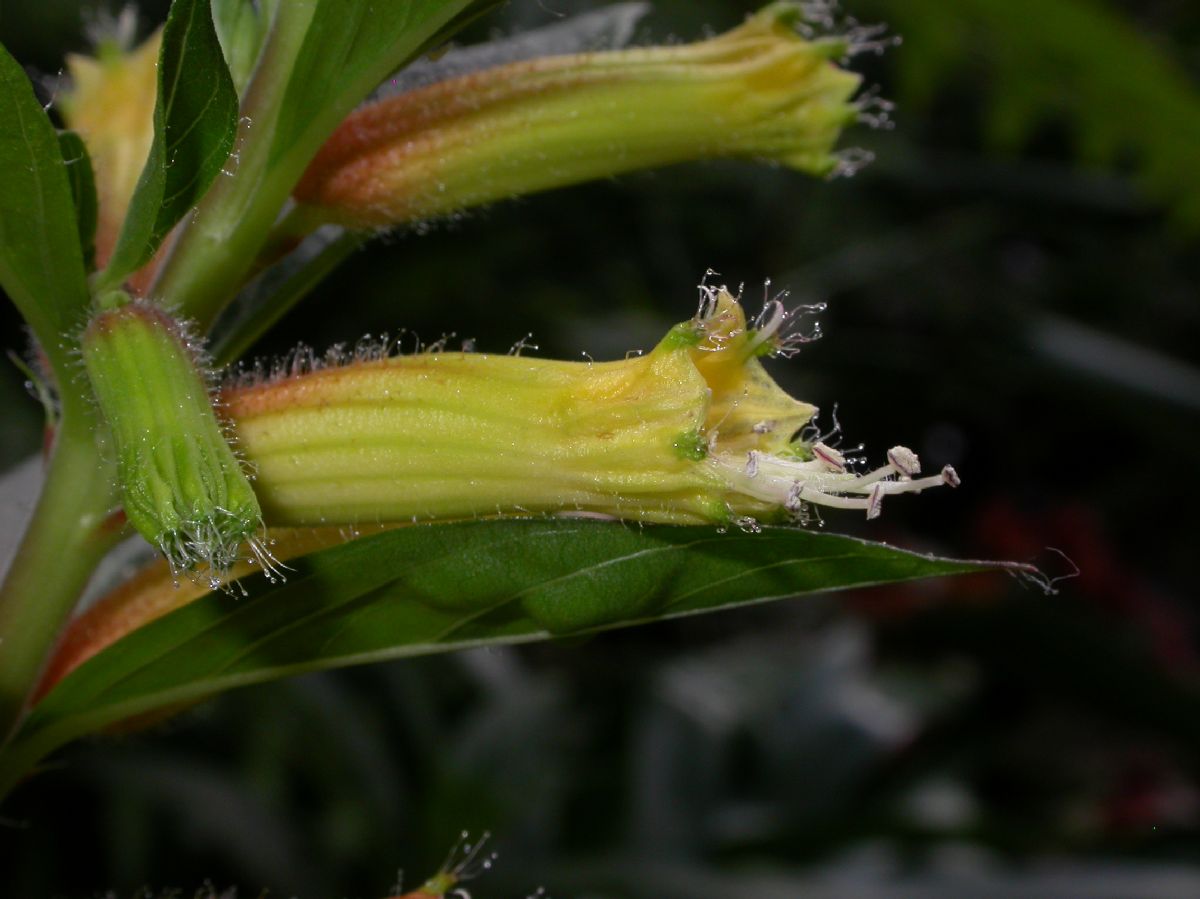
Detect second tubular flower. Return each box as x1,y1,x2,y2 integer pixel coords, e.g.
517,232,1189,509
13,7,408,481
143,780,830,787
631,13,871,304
290,3,864,232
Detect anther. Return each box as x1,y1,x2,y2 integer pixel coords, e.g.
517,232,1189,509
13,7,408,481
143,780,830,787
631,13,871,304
886,445,920,478
812,441,846,472
866,483,884,519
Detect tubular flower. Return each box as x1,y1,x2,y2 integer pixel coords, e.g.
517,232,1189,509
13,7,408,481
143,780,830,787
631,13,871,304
224,286,957,529
59,27,161,269
290,2,864,232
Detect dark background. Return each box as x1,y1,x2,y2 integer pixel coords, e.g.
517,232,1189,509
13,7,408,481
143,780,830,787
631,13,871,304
1,1,1199,896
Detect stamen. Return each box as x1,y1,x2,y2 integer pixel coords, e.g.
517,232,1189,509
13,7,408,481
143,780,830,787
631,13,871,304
711,440,960,521
886,445,920,478
872,472,950,496
837,462,897,493
788,482,872,512
812,441,846,472
866,482,884,519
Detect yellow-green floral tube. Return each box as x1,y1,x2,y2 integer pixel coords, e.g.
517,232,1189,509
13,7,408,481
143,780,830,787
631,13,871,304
225,288,956,529
290,3,862,231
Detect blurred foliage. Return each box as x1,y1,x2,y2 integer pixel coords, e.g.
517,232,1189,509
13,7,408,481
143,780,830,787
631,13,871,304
867,0,1200,228
1,0,1199,897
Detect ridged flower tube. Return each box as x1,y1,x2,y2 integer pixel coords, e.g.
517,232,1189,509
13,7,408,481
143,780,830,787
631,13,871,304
289,2,863,232
81,297,275,585
225,288,956,529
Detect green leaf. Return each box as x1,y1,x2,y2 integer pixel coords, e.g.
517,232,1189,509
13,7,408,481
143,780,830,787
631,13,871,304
99,0,239,289
0,42,89,367
269,0,502,167
212,0,266,94
57,131,98,271
1,521,1027,791
148,0,502,328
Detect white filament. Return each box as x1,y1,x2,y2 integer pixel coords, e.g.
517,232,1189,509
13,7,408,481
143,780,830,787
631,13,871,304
718,445,957,520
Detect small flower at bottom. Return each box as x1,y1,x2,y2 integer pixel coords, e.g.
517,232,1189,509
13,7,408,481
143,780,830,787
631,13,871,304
386,831,496,899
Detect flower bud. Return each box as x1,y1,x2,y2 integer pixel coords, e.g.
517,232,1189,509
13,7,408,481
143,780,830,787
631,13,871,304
291,2,863,230
81,297,272,585
60,27,161,270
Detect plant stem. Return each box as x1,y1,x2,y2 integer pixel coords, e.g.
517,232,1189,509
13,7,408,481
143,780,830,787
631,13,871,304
0,406,121,747
149,3,318,331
